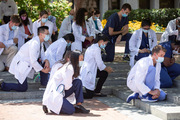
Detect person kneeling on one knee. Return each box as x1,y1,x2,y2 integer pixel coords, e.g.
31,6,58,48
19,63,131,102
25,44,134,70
126,45,167,103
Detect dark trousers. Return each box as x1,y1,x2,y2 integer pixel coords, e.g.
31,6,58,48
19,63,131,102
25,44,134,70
160,63,180,88
39,62,50,86
60,79,84,115
51,31,58,43
104,33,132,62
83,70,108,99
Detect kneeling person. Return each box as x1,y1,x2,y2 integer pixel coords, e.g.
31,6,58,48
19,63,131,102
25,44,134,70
126,45,167,103
0,26,51,92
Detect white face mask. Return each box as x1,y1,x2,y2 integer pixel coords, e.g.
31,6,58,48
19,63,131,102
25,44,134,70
156,56,164,63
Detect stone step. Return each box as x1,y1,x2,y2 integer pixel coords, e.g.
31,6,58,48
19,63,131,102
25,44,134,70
113,86,180,120
96,96,162,120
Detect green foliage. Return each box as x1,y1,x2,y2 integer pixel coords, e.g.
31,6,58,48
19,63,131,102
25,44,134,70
103,8,180,27
15,0,72,28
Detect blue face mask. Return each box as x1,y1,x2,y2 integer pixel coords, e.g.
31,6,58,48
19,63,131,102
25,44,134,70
42,18,48,23
122,13,128,17
67,42,71,47
156,57,164,63
100,44,106,49
44,34,50,42
48,15,52,20
69,15,74,20
11,25,17,30
79,61,84,67
177,25,180,28
142,29,149,33
94,17,98,20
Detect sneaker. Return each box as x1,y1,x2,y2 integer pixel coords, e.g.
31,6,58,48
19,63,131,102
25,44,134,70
126,92,139,103
123,55,130,61
75,105,90,114
141,94,158,102
42,105,48,113
94,92,107,97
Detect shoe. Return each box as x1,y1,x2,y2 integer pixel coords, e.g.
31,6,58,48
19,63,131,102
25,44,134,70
94,93,107,97
141,94,158,102
123,55,130,61
126,92,139,103
42,105,48,113
75,105,90,114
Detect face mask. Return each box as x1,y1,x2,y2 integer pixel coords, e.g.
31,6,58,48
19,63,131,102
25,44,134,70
100,44,106,49
94,16,98,20
67,42,71,47
11,25,17,30
79,61,84,67
85,16,88,20
44,34,50,42
156,57,164,63
21,16,27,21
69,15,74,20
42,18,48,23
177,25,180,28
48,15,52,20
142,29,149,33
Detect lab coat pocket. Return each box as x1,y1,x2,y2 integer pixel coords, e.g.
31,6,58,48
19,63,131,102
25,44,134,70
17,61,30,74
86,71,94,84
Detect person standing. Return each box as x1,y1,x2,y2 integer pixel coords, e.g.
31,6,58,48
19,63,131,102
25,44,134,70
0,0,18,24
102,3,132,62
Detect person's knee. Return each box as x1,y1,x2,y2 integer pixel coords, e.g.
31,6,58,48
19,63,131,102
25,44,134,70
73,79,82,86
19,84,28,92
9,46,18,53
66,108,75,115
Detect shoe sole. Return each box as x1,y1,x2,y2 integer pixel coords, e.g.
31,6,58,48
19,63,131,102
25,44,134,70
42,105,48,113
141,99,157,102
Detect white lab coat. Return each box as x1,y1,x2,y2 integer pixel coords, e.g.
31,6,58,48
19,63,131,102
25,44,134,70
88,17,103,34
129,28,157,67
80,43,106,90
0,0,18,19
58,16,72,39
0,23,18,55
127,55,161,96
18,18,33,50
45,38,67,68
9,36,46,84
160,19,178,43
71,21,95,51
42,62,74,114
32,20,54,48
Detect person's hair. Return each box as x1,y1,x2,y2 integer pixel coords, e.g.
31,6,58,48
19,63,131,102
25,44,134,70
70,50,81,78
94,9,100,15
38,26,49,35
19,10,30,26
40,10,48,17
75,8,88,26
152,45,166,55
94,33,110,43
176,17,180,24
121,3,132,11
141,19,152,27
59,51,71,65
10,15,21,24
63,33,75,42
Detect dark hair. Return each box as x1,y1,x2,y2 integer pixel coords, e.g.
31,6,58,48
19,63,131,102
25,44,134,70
152,45,166,55
70,50,81,78
59,51,71,65
94,9,100,15
75,8,88,27
10,15,21,24
121,3,132,11
40,10,48,17
141,19,152,27
63,33,75,42
38,26,49,35
19,10,30,26
94,33,110,43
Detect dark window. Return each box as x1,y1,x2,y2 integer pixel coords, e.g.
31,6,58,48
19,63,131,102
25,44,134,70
139,0,150,9
160,0,174,8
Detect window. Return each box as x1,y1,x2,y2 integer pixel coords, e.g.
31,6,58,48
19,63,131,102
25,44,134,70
160,0,174,8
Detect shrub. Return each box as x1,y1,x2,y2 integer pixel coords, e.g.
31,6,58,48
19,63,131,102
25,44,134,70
103,8,180,27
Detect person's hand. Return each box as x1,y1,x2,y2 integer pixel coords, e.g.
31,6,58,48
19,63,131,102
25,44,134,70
28,34,33,39
13,38,18,44
139,49,144,53
116,34,122,44
105,66,113,73
44,60,50,69
86,36,93,42
52,31,55,35
48,40,52,44
149,89,160,97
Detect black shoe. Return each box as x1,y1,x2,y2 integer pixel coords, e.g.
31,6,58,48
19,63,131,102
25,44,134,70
42,105,48,113
123,55,130,61
94,93,107,97
75,105,90,114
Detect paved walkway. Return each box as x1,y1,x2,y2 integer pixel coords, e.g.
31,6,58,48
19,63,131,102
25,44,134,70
0,99,131,120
